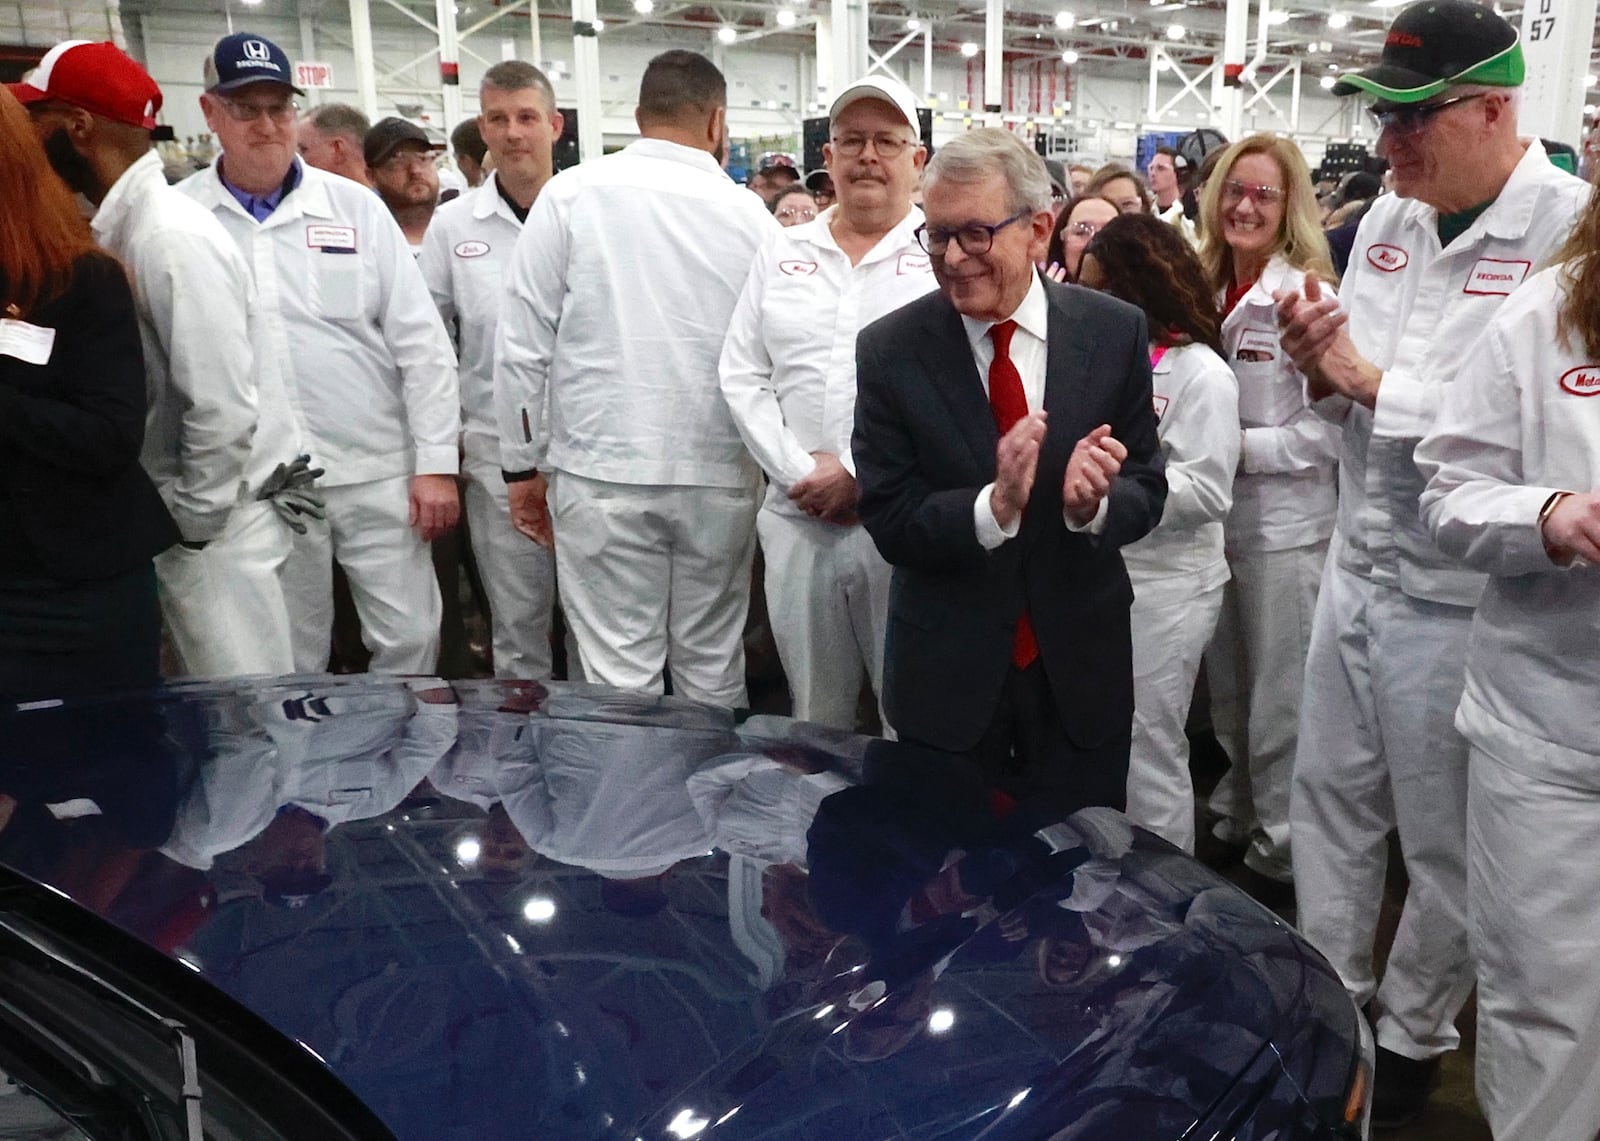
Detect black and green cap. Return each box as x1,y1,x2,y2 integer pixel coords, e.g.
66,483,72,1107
1332,0,1523,105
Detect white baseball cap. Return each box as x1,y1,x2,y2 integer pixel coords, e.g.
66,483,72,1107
828,74,921,133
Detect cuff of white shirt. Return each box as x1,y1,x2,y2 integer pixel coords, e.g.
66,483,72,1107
974,483,1019,550
415,445,462,476
1370,368,1428,440
1064,497,1109,535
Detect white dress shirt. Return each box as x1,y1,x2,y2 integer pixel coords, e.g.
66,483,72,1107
718,204,936,513
495,137,780,488
179,159,461,488
961,273,1106,545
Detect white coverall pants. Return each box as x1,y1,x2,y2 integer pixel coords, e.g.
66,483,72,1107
462,457,556,680
154,499,295,677
1467,743,1600,1141
1206,539,1327,879
1125,577,1226,853
550,471,759,709
280,474,442,675
755,509,891,732
1291,553,1474,1061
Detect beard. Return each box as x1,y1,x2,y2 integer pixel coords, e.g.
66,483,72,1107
42,127,100,200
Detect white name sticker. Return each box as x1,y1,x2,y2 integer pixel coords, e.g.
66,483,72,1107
306,224,358,252
1238,327,1278,358
778,259,819,277
897,252,931,275
0,318,56,365
1463,258,1530,296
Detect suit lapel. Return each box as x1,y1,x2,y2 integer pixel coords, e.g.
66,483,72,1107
1039,280,1094,481
913,299,999,475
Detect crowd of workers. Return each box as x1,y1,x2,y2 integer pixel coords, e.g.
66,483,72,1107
0,0,1596,1136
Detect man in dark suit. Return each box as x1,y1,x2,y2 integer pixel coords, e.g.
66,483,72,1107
853,128,1165,814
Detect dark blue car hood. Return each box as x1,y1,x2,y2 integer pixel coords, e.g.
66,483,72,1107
0,676,1361,1140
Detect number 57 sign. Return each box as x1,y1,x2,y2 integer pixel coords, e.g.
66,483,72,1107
1518,0,1596,147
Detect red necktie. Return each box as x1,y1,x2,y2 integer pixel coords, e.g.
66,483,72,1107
988,320,1040,670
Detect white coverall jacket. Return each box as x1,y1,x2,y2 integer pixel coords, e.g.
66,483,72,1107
94,150,279,540
1290,139,1588,1062
1221,255,1340,556
494,137,779,487
179,159,461,487
1416,265,1600,1141
718,205,936,509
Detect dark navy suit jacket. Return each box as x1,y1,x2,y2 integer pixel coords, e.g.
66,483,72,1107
853,277,1166,753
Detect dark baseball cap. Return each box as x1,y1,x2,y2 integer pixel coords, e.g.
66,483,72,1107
204,32,304,95
1333,0,1523,104
364,116,440,166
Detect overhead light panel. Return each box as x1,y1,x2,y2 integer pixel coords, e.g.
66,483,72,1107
1327,10,1349,26
906,16,921,29
776,8,797,25
960,40,980,56
717,24,738,41
633,0,653,11
1320,74,1336,88
1267,9,1291,24
1061,49,1079,63
1055,9,1075,27
1166,22,1185,38
590,16,604,31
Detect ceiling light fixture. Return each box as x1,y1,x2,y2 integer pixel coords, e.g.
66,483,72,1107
1055,9,1075,27
717,24,738,42
1166,22,1185,38
906,16,921,29
960,40,980,56
633,0,653,11
1327,10,1349,26
1267,9,1291,24
1320,74,1336,88
1062,49,1079,63
776,8,797,25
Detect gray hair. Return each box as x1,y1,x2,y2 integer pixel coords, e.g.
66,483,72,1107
482,60,558,114
306,103,370,142
923,128,1053,214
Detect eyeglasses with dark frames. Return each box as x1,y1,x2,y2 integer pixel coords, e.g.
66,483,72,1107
1367,91,1488,135
915,208,1033,256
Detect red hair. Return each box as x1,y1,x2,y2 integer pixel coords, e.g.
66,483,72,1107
0,88,99,317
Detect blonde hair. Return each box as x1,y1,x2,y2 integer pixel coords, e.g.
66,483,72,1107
1197,133,1336,291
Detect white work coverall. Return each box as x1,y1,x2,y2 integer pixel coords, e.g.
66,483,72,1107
718,205,936,730
495,139,779,708
96,150,299,677
420,176,557,679
1206,256,1340,880
1122,341,1238,852
1416,266,1600,1141
1290,139,1587,1063
181,160,462,675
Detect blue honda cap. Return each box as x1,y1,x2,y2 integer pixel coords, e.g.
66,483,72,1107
204,31,305,95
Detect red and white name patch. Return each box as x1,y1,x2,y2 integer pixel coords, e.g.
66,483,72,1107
1366,243,1408,273
454,240,490,258
1463,258,1531,296
778,260,819,277
1152,394,1170,422
897,252,931,275
306,224,357,251
1558,365,1600,397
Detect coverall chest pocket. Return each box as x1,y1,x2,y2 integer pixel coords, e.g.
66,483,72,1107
313,250,363,321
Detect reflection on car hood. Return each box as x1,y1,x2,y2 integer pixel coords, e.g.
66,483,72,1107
0,676,1358,1140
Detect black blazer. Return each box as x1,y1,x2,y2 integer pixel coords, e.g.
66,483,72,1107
0,253,178,582
853,279,1166,753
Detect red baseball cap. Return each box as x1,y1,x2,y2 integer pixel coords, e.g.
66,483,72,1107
7,40,163,130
